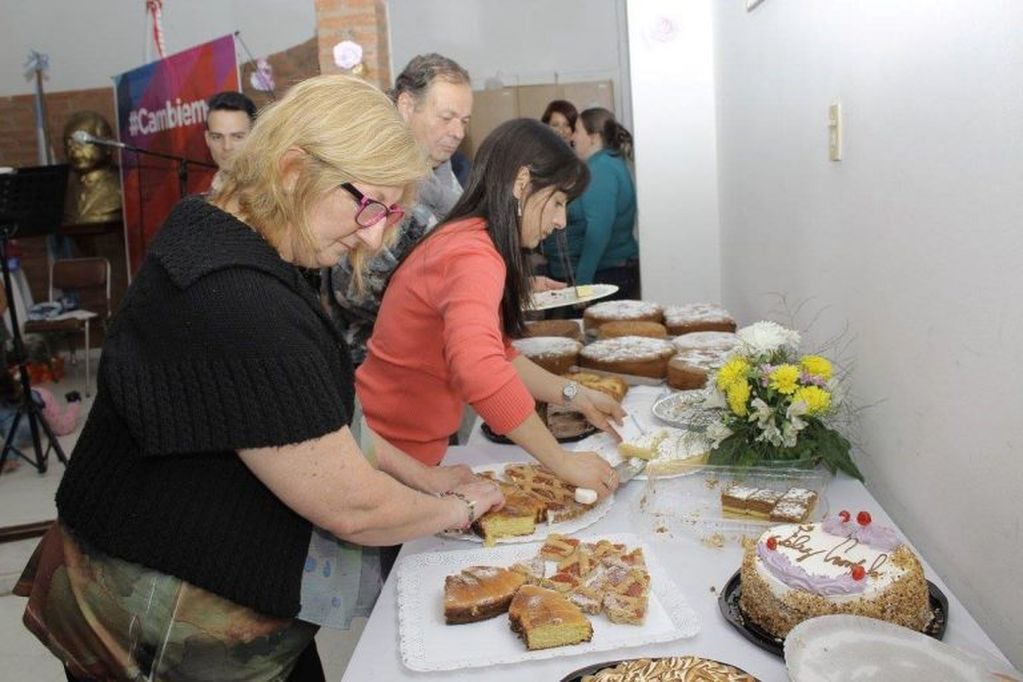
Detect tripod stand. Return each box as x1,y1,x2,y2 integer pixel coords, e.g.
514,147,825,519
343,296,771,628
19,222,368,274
0,165,70,475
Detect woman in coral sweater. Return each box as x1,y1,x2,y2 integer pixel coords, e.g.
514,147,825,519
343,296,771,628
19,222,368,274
358,119,624,498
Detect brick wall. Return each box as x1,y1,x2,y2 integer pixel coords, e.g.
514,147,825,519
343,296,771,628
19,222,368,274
315,0,391,90
1,87,119,312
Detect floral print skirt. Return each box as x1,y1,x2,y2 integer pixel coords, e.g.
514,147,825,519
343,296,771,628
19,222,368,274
15,523,316,681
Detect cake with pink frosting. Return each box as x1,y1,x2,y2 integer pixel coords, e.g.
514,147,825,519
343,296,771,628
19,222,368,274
738,511,931,637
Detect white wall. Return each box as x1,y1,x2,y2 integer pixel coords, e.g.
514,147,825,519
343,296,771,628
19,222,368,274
710,0,1021,665
387,0,632,126
626,1,720,304
0,0,315,95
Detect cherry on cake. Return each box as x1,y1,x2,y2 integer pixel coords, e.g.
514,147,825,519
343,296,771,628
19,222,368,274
738,513,931,638
578,336,677,379
511,336,582,375
663,303,737,336
583,300,664,331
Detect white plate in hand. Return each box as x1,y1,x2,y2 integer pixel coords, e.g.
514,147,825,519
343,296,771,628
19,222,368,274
785,614,1018,682
528,283,619,310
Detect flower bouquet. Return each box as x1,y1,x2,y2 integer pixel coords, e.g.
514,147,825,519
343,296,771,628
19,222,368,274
704,321,863,480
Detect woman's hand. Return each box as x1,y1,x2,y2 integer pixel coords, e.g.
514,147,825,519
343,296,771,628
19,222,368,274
530,275,567,292
573,386,627,435
449,478,505,527
424,463,477,494
548,449,618,501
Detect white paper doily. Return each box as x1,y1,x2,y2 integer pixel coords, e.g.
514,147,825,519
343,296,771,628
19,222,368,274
440,463,614,544
397,532,700,672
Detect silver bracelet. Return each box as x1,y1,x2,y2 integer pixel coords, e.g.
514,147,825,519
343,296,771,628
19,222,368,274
440,491,476,530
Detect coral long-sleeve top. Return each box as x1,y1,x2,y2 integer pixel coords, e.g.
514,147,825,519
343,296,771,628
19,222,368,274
356,218,536,465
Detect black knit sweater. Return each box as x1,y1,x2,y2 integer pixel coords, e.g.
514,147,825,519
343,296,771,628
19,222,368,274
56,198,354,618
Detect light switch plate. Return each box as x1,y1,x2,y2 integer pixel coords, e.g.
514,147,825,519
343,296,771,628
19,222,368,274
828,102,843,161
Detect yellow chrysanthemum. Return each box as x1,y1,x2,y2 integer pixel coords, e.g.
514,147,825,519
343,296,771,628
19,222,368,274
794,385,831,415
800,355,833,381
768,364,800,395
716,357,750,392
726,380,751,417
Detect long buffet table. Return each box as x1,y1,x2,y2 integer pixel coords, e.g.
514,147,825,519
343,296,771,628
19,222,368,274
341,440,1012,681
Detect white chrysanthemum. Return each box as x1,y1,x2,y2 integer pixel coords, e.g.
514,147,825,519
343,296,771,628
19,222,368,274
736,321,801,357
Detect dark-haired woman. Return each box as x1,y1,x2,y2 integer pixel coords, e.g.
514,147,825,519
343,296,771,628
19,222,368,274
541,99,578,145
357,119,623,499
546,108,639,300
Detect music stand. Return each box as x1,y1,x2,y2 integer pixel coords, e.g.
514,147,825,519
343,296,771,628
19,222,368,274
0,164,70,475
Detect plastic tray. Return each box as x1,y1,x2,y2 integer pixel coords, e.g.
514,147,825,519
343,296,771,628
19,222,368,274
634,463,832,541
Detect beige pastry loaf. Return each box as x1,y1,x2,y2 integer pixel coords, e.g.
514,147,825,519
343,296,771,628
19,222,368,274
524,319,583,341
583,300,664,331
512,336,581,375
597,320,668,340
663,303,737,336
666,347,733,390
578,336,677,379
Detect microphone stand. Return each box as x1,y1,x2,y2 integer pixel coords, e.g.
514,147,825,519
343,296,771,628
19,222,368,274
105,140,216,199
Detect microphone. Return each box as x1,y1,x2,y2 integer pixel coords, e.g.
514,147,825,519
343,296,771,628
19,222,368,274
70,130,128,149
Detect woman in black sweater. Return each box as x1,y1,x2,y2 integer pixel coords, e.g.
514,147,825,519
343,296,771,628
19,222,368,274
15,75,502,682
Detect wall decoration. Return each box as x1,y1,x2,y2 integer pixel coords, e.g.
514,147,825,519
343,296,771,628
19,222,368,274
249,58,276,92
333,39,365,75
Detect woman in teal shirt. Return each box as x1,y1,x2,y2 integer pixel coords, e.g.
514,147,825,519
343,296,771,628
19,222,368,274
543,107,639,300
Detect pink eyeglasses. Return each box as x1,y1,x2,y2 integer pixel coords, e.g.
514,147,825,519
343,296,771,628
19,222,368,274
340,183,405,229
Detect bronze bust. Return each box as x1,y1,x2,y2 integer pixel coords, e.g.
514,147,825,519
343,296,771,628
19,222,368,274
62,111,122,225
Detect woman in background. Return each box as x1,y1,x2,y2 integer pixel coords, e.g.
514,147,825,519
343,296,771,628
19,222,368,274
541,99,578,145
358,119,623,498
545,107,640,301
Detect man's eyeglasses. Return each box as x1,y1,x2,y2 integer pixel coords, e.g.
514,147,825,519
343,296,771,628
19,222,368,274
340,183,405,229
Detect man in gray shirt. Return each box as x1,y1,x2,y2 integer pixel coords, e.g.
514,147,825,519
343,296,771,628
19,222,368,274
328,53,473,365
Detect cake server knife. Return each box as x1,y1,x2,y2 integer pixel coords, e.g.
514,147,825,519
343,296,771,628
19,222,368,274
574,412,648,504
575,457,647,505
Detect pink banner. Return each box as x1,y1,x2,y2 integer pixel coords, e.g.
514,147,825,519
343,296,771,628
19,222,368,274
114,34,238,277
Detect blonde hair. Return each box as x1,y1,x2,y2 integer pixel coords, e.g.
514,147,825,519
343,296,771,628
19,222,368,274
211,75,428,280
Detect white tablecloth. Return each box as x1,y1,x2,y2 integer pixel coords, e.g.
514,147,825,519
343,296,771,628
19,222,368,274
341,442,1011,681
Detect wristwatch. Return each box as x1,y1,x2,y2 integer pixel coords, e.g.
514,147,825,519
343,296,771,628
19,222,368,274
561,381,579,405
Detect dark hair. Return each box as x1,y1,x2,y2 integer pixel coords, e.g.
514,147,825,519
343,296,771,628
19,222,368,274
391,53,470,104
206,91,257,125
415,119,589,338
578,107,633,160
541,100,578,130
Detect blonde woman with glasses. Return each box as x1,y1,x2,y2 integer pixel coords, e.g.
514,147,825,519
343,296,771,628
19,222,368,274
16,75,502,682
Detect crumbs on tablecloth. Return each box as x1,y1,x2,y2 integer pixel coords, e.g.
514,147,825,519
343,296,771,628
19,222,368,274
701,533,725,549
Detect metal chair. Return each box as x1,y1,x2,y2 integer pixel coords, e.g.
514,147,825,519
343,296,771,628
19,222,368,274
23,257,111,396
